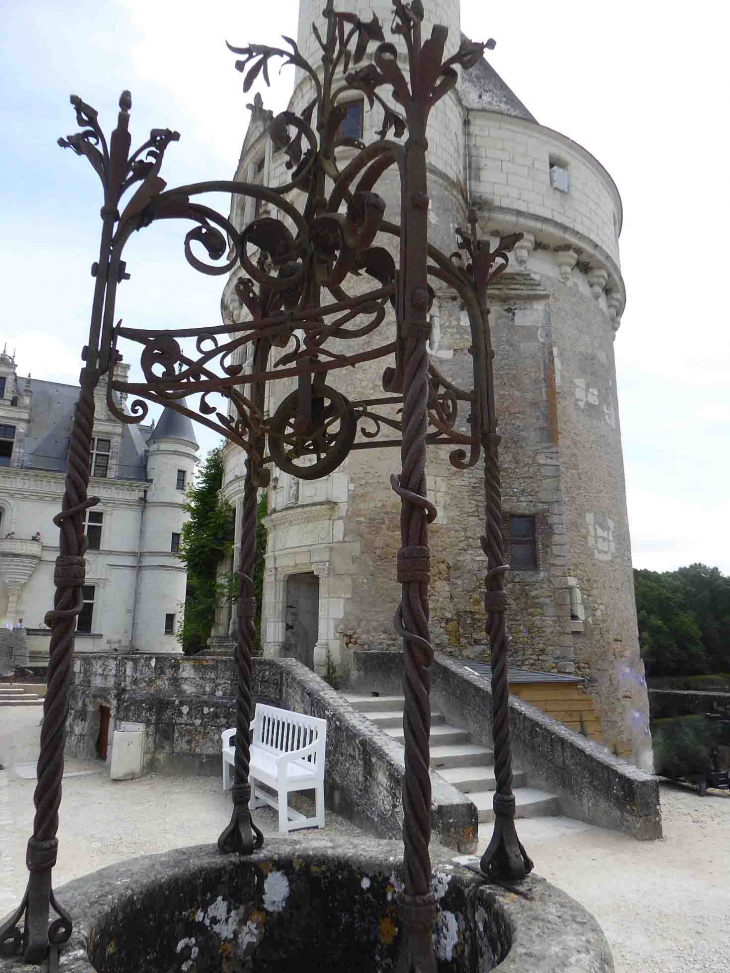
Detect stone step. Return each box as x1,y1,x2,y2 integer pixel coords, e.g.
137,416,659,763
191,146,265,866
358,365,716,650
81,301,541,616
438,764,527,794
366,710,445,730
0,698,43,706
472,788,561,824
430,743,494,769
385,724,468,747
344,694,406,714
0,688,26,694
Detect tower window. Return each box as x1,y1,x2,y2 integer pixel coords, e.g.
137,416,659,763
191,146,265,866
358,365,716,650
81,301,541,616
509,515,538,571
549,155,569,193
77,585,95,633
165,613,176,635
171,532,181,554
0,378,6,398
90,437,111,478
84,510,104,551
176,469,186,491
0,424,15,467
338,100,364,141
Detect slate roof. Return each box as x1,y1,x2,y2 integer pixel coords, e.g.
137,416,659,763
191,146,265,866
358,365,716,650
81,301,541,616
461,38,536,122
148,402,198,446
457,659,583,684
21,379,154,481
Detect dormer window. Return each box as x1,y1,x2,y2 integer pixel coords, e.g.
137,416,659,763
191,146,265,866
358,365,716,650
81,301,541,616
0,424,16,467
90,437,111,478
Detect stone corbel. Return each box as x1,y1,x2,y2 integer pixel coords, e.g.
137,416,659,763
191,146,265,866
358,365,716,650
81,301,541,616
513,232,535,269
312,560,332,580
554,247,578,284
605,291,622,333
587,268,608,302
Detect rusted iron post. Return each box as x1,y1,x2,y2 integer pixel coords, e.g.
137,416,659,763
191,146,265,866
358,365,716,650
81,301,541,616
218,344,269,855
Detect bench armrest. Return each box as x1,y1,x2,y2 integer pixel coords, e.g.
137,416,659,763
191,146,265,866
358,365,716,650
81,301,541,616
222,719,257,750
276,739,321,768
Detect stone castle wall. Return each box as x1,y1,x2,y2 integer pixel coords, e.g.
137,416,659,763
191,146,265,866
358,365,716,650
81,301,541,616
219,0,651,766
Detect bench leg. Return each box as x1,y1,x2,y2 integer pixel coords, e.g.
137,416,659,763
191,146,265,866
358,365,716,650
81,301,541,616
315,781,325,829
278,788,289,835
222,757,231,793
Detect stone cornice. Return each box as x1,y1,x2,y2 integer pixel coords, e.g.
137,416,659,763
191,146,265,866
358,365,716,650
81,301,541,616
482,206,626,326
264,501,337,529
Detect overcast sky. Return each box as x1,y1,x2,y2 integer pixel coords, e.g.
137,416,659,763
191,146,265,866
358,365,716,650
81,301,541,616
1,1,728,574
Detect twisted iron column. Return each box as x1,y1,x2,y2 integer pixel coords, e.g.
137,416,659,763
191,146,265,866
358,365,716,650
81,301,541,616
478,431,533,881
391,133,438,969
0,376,99,963
217,454,264,855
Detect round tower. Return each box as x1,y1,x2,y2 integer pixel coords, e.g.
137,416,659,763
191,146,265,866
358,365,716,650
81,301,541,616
133,404,198,653
221,0,651,768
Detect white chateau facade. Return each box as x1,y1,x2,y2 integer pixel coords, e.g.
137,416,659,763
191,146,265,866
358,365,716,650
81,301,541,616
215,0,651,765
0,351,198,659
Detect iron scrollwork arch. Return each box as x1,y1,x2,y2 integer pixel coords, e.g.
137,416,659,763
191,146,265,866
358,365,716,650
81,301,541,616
2,2,532,969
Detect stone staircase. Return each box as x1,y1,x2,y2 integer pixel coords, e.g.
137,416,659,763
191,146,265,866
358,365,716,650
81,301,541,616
0,683,44,707
345,693,559,824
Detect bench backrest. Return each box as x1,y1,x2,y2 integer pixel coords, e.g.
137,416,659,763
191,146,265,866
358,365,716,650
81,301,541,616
253,704,327,768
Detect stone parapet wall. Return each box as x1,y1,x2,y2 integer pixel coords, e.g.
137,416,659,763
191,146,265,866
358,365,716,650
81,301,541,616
649,689,730,721
66,653,476,852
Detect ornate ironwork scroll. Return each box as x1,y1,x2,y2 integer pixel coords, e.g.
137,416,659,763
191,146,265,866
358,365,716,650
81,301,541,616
2,1,531,967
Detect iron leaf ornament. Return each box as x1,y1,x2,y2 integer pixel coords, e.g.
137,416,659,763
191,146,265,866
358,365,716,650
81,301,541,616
2,2,530,968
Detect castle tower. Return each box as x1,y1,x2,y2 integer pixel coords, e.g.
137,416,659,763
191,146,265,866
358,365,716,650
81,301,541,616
221,0,651,768
133,404,198,653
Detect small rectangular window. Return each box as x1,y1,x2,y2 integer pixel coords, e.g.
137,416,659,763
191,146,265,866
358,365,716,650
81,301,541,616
90,437,111,478
84,510,104,551
165,613,175,635
0,378,6,398
339,100,364,141
176,469,186,491
549,156,569,193
171,532,181,554
77,585,95,633
509,515,538,571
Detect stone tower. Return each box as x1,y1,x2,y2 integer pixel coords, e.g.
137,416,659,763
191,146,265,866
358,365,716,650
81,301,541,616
220,0,651,767
133,405,198,653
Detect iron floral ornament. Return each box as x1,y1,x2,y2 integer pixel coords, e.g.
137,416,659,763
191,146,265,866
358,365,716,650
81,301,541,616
0,2,531,969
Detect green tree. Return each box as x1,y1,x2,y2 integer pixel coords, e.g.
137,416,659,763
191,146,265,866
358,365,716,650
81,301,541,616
674,563,730,673
176,447,234,654
634,569,709,676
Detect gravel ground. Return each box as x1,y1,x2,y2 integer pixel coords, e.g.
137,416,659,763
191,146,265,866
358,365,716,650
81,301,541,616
2,706,729,971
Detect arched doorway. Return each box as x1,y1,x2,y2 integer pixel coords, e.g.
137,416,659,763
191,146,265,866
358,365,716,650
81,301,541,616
283,573,319,670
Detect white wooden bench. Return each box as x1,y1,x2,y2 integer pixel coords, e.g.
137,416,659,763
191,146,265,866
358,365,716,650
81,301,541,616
222,703,327,835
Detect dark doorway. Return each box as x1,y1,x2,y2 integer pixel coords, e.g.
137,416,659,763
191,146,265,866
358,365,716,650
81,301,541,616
283,573,319,670
96,705,111,760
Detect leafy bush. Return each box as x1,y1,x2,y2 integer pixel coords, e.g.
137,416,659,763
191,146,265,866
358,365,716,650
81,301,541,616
652,715,718,779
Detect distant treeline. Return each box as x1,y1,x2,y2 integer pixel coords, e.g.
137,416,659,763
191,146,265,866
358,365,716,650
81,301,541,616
634,563,730,677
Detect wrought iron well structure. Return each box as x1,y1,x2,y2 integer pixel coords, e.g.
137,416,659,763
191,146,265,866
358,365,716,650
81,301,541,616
1,2,532,969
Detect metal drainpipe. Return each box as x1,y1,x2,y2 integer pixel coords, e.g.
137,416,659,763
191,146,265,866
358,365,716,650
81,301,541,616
129,487,147,650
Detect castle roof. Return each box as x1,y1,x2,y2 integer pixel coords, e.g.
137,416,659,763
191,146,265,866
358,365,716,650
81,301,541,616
20,378,155,480
461,37,536,122
148,401,198,446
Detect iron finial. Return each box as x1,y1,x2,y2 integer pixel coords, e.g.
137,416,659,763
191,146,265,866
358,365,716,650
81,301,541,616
119,90,132,112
